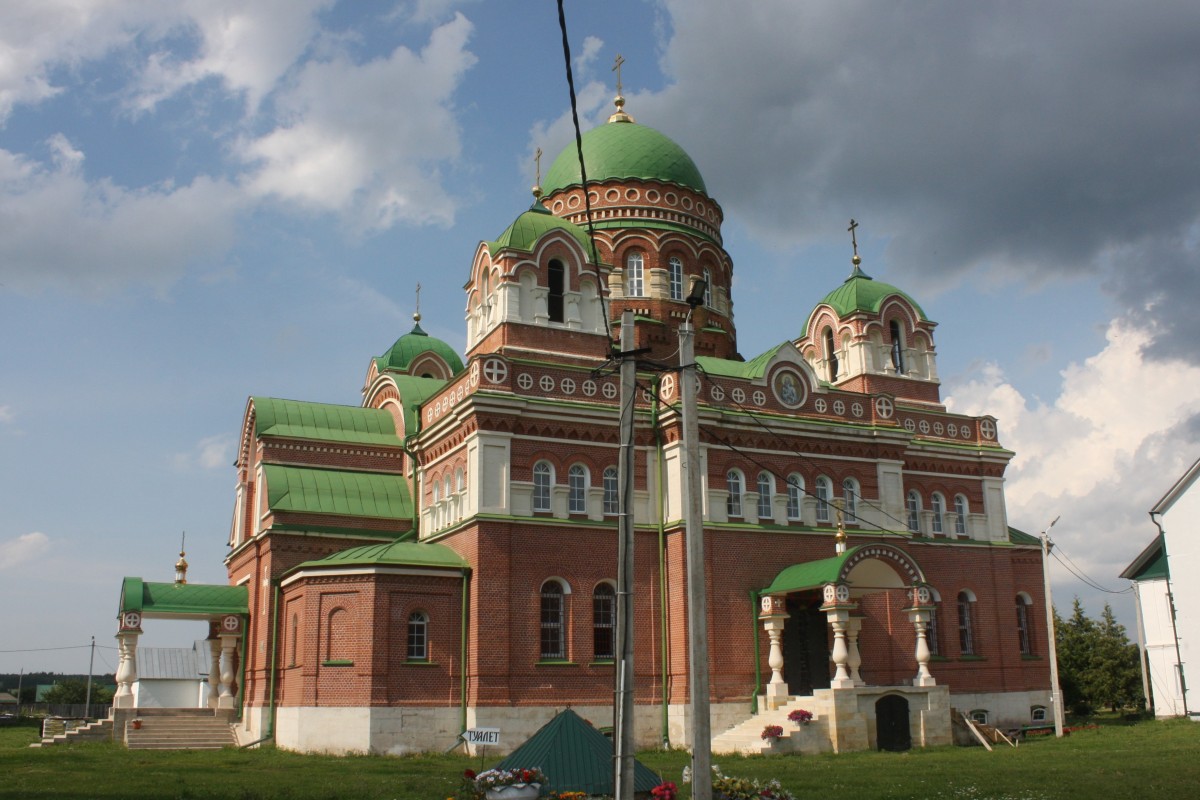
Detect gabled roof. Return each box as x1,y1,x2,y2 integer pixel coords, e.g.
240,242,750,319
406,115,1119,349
263,464,412,521
291,539,467,573
493,709,661,795
1151,456,1200,515
253,397,400,446
119,577,248,617
1008,526,1040,546
1120,534,1169,581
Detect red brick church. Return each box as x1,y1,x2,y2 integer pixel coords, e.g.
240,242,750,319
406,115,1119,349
115,94,1051,755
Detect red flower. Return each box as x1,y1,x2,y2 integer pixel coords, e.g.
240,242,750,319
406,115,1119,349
521,769,533,783
464,769,476,779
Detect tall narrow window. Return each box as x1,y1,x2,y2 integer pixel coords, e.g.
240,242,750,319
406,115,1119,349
931,492,945,535
602,466,619,515
842,478,860,524
540,580,566,659
593,583,616,660
815,476,833,524
1016,593,1033,655
727,469,744,517
568,464,588,514
668,256,684,301
958,590,976,656
626,252,644,297
786,473,805,520
757,472,774,519
906,490,922,533
533,461,553,512
954,494,969,536
289,612,299,666
890,319,905,373
407,611,429,661
823,327,839,381
548,260,565,322
703,268,713,307
927,589,942,657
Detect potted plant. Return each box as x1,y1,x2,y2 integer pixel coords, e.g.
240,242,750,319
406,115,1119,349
130,718,143,730
787,709,813,725
475,767,547,800
761,724,784,741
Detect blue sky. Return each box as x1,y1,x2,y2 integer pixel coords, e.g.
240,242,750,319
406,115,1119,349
3,0,1199,674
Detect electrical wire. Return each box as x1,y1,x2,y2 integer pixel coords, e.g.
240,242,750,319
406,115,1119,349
1050,547,1132,595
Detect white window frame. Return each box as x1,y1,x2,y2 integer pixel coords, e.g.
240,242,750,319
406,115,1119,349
626,252,644,297
931,492,945,535
668,256,684,301
602,466,619,515
533,461,553,513
568,464,588,514
842,478,860,524
906,490,922,533
727,469,744,518
756,471,774,519
815,476,833,524
407,611,429,661
786,473,804,520
954,494,969,535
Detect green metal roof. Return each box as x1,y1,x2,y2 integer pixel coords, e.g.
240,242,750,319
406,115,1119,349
389,374,449,435
486,202,593,255
376,323,465,376
292,539,467,572
542,120,707,195
762,553,848,595
119,577,248,617
808,265,929,327
1120,534,1169,581
494,709,661,795
1008,526,1040,546
253,397,400,446
696,344,785,380
264,464,413,521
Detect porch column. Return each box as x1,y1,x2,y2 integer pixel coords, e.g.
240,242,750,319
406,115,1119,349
827,609,855,689
113,631,140,708
207,637,222,709
908,586,937,687
846,616,865,686
759,595,791,710
217,633,239,709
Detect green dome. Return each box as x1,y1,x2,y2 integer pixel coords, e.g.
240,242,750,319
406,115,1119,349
542,120,707,195
487,202,592,255
377,323,465,376
816,266,928,321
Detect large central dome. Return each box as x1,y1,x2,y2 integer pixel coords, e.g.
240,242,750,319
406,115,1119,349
541,120,707,196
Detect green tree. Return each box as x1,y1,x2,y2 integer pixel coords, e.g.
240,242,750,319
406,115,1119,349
1054,598,1144,714
42,679,114,705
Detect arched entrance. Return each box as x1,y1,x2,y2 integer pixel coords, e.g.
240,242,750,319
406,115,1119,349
876,694,912,751
782,593,830,696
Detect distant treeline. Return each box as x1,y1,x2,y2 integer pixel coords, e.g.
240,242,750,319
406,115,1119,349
1,673,117,703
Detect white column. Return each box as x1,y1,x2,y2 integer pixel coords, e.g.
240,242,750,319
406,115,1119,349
113,632,140,708
761,612,790,710
218,633,239,709
909,608,936,687
827,609,855,689
846,617,864,686
208,638,222,709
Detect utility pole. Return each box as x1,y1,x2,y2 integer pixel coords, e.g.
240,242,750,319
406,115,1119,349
16,669,23,716
614,310,637,800
680,307,712,800
1040,516,1065,737
85,636,95,714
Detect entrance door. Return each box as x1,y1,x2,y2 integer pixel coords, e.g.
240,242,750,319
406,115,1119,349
783,595,830,695
876,694,912,751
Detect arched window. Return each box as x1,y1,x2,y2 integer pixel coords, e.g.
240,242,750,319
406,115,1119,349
756,472,775,519
533,461,553,513
407,611,429,661
931,492,946,535
703,268,713,307
958,590,977,656
326,607,348,661
726,469,744,517
668,256,684,301
890,319,905,373
823,327,839,381
953,494,969,536
1016,593,1034,655
568,464,588,514
815,476,833,524
602,466,619,515
540,580,567,659
786,473,805,520
626,252,644,297
906,490,922,533
548,259,565,323
593,583,616,660
432,481,440,505
926,588,942,657
842,478,860,524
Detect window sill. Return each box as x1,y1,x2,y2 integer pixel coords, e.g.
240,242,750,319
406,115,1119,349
589,660,615,666
958,656,986,662
321,659,354,667
536,660,577,666
929,655,950,662
404,660,438,666
1021,654,1042,661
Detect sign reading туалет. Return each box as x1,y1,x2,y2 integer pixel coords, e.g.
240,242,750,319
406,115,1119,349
465,728,501,746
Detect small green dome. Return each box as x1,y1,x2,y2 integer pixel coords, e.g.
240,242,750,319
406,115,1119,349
377,323,464,376
816,265,928,321
488,202,592,255
542,120,707,195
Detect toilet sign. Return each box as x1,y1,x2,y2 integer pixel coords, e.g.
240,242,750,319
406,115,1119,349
465,727,501,746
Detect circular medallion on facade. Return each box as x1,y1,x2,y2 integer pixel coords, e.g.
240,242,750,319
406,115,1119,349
851,402,864,418
752,390,766,406
947,422,958,437
815,398,828,413
681,196,693,210
836,584,851,603
919,420,930,434
904,418,916,432
711,384,726,402
539,375,555,392
567,194,580,208
696,201,706,216
602,382,617,399
962,425,972,439
582,379,597,397
823,584,837,604
470,361,480,387
221,615,240,632
875,397,894,419
833,400,846,415
933,421,944,436
917,586,932,605
665,192,678,206
642,388,654,403
646,189,660,203
560,377,576,395
552,200,564,214
772,370,806,408
625,188,640,201
482,358,507,385
605,188,620,202
980,419,997,440
731,387,746,404
122,611,141,629
517,373,533,390
660,374,676,400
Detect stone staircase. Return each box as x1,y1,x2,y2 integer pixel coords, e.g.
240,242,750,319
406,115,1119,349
123,708,238,750
711,695,832,755
30,717,115,748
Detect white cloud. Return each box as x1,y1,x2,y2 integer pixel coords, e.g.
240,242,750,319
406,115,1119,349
0,405,13,424
238,12,477,230
576,36,604,71
0,531,50,571
173,434,234,471
0,138,243,292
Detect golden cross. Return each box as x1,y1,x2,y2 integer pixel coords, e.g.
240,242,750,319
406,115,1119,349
848,219,859,258
613,53,625,96
415,283,422,316
535,147,543,186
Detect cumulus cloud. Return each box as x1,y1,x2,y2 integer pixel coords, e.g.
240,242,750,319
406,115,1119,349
636,0,1200,363
237,12,477,230
0,138,243,293
0,405,13,424
173,434,235,471
0,531,50,571
576,36,604,71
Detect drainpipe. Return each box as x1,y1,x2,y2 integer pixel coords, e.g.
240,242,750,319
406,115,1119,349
460,569,471,736
749,590,761,714
652,377,670,747
1150,511,1188,716
397,402,424,542
266,578,281,739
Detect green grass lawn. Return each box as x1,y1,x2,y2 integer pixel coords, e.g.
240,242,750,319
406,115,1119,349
1,717,1196,800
